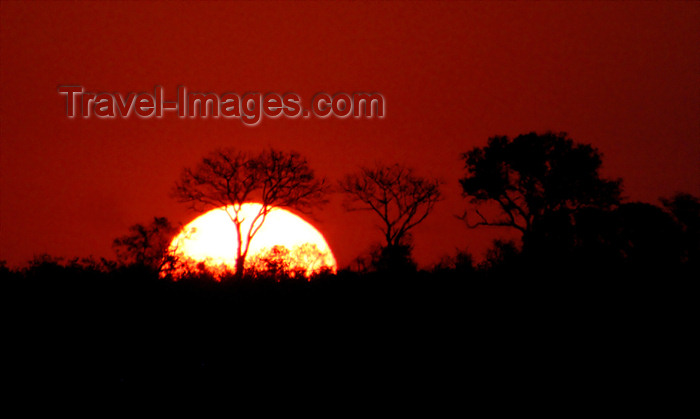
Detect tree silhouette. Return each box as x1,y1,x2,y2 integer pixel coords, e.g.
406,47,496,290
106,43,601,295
172,148,327,278
614,202,683,268
572,201,690,273
112,216,177,274
340,163,441,271
248,243,333,280
661,193,700,266
251,245,295,278
460,132,621,251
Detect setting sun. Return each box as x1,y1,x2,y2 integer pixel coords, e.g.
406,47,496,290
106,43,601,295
168,203,336,278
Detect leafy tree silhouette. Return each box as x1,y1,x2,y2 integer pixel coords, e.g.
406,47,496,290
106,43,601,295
340,163,441,272
572,201,689,273
172,148,327,279
112,216,178,275
614,203,683,268
460,132,622,256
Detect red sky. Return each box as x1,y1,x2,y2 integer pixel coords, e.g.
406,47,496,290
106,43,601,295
1,2,698,269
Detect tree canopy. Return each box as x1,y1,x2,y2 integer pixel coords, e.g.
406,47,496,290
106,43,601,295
460,132,622,248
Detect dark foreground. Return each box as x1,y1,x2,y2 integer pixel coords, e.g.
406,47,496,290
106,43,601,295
0,266,692,409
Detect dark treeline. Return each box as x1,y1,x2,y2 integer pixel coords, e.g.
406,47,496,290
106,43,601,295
1,131,696,395
1,240,694,393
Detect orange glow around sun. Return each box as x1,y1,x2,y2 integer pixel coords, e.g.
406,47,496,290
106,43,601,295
168,203,337,278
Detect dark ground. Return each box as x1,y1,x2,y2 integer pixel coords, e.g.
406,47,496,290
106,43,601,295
1,264,691,411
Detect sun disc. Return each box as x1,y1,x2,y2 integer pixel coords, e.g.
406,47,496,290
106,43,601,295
168,203,336,277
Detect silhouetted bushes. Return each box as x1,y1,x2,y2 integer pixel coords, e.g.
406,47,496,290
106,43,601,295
1,225,695,390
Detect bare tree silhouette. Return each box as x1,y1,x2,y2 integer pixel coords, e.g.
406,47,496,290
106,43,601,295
340,163,441,271
172,148,327,278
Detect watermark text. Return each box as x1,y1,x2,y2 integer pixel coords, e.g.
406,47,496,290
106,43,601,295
58,86,385,126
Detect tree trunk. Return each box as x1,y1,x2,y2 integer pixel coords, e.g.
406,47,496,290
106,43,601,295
235,256,245,280
234,221,245,280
